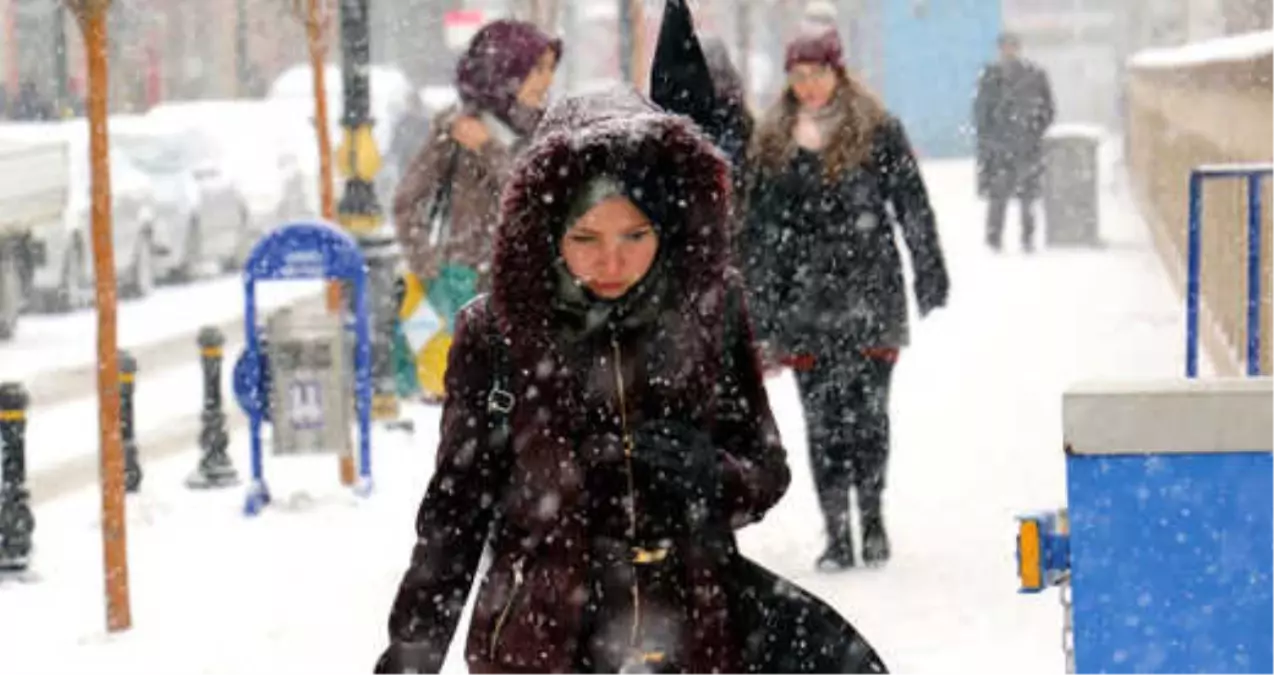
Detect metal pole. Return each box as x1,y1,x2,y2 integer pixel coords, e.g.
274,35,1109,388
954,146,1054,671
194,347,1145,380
54,2,69,116
68,0,131,633
1247,173,1263,377
1185,171,1202,379
235,0,248,96
337,0,398,433
618,0,632,83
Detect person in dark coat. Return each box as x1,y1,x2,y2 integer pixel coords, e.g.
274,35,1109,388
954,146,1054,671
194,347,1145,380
649,0,755,256
740,28,950,571
376,87,887,674
973,32,1056,252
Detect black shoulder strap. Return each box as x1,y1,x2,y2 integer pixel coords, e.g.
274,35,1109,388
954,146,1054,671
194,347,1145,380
482,295,515,435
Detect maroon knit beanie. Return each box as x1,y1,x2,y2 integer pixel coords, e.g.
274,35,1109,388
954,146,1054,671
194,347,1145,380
455,19,563,121
784,28,845,72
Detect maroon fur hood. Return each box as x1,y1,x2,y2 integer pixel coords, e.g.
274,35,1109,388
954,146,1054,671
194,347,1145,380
491,86,733,341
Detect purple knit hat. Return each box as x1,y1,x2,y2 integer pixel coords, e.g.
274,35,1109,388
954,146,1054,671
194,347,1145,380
455,19,563,123
784,27,845,72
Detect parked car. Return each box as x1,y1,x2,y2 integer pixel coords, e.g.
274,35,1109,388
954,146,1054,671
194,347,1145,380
111,115,247,280
0,132,69,336
0,121,158,311
141,100,309,261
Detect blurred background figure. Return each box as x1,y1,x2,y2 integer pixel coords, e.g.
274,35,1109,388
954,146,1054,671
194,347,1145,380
973,31,1055,253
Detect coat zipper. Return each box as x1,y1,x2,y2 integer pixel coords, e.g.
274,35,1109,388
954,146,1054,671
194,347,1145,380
488,555,526,661
611,337,643,651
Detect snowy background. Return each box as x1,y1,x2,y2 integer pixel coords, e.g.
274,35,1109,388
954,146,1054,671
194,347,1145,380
0,149,1216,673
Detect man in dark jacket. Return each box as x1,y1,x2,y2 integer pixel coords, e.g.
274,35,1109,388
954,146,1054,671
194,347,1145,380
973,32,1055,252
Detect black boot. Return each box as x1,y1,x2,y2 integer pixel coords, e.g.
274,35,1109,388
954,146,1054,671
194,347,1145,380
859,492,890,566
816,511,856,571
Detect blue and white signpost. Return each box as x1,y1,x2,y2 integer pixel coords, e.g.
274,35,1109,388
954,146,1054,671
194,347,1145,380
236,220,373,516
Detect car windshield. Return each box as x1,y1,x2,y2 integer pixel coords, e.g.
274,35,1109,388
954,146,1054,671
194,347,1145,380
114,132,207,174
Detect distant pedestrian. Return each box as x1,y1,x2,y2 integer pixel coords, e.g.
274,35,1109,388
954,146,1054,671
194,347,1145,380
973,32,1056,252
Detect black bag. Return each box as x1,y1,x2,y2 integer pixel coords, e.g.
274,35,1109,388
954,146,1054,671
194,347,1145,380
726,554,888,673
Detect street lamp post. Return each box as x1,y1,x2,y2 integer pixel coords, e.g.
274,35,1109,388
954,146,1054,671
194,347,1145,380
336,0,399,426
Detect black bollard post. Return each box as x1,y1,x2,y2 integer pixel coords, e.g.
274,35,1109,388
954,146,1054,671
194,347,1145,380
0,383,34,570
119,351,142,493
186,327,240,489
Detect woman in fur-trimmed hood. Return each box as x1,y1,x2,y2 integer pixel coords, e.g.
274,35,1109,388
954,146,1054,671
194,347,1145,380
376,86,886,674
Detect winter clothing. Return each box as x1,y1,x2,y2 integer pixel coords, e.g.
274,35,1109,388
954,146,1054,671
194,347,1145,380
784,28,846,72
973,57,1055,248
795,349,895,569
392,21,561,291
378,87,806,674
742,59,948,569
743,115,948,355
648,0,755,251
455,19,563,131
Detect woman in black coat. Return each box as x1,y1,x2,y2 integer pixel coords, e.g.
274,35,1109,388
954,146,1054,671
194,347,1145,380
740,28,950,571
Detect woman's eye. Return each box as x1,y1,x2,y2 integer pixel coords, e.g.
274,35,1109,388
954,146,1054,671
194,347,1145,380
624,230,651,242
569,234,596,244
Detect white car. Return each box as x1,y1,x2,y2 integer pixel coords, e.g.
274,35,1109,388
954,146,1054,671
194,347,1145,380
140,100,309,261
0,121,159,310
112,115,248,280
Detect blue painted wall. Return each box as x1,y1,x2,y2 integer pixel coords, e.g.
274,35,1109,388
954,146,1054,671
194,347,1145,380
880,0,1001,158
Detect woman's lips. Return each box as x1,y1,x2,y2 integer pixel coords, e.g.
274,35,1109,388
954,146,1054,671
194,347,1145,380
589,281,627,294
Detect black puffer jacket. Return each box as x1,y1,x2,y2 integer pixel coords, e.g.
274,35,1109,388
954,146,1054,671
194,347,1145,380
741,116,949,356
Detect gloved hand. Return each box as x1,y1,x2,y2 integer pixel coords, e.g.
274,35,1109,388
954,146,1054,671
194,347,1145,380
630,419,723,535
915,269,949,318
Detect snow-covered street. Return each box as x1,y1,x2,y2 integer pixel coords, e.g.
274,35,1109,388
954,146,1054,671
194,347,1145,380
0,158,1204,673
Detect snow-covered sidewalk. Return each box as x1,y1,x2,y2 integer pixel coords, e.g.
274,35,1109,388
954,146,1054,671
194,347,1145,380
0,159,1202,673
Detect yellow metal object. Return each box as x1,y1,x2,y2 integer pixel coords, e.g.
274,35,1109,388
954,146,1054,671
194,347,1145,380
338,212,383,237
372,393,401,421
417,331,453,398
200,347,223,359
399,272,426,321
632,546,669,565
1018,519,1043,591
119,373,135,384
335,124,382,181
0,410,26,421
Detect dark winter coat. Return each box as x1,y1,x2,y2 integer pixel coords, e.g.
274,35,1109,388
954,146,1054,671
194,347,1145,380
377,87,793,674
973,58,1055,199
649,0,754,231
741,113,949,357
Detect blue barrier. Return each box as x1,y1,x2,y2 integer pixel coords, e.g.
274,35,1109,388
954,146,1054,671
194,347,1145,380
1186,164,1272,378
237,220,372,516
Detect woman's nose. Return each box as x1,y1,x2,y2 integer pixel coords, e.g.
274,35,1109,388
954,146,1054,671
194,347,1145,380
599,246,624,277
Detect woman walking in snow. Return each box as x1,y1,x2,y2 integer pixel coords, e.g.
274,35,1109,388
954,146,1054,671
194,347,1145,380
740,28,950,571
376,88,886,674
393,19,561,297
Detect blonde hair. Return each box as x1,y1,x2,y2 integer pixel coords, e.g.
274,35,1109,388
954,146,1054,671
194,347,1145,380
753,68,887,182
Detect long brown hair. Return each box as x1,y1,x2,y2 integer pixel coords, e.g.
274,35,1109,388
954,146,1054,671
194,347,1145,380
753,67,887,182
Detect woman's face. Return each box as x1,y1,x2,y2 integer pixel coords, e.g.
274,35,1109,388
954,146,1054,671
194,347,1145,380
560,197,659,300
516,49,558,110
789,63,838,111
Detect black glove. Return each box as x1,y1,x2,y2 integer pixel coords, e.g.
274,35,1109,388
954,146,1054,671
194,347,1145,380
915,267,950,318
630,420,723,536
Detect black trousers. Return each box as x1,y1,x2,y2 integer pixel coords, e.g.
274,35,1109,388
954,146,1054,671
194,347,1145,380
793,350,896,535
986,195,1037,247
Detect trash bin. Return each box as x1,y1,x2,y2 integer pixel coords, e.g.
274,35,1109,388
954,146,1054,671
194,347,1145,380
265,303,353,457
1043,125,1102,247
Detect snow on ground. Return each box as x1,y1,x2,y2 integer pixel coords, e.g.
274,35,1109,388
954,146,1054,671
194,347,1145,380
0,276,320,384
0,159,1204,673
